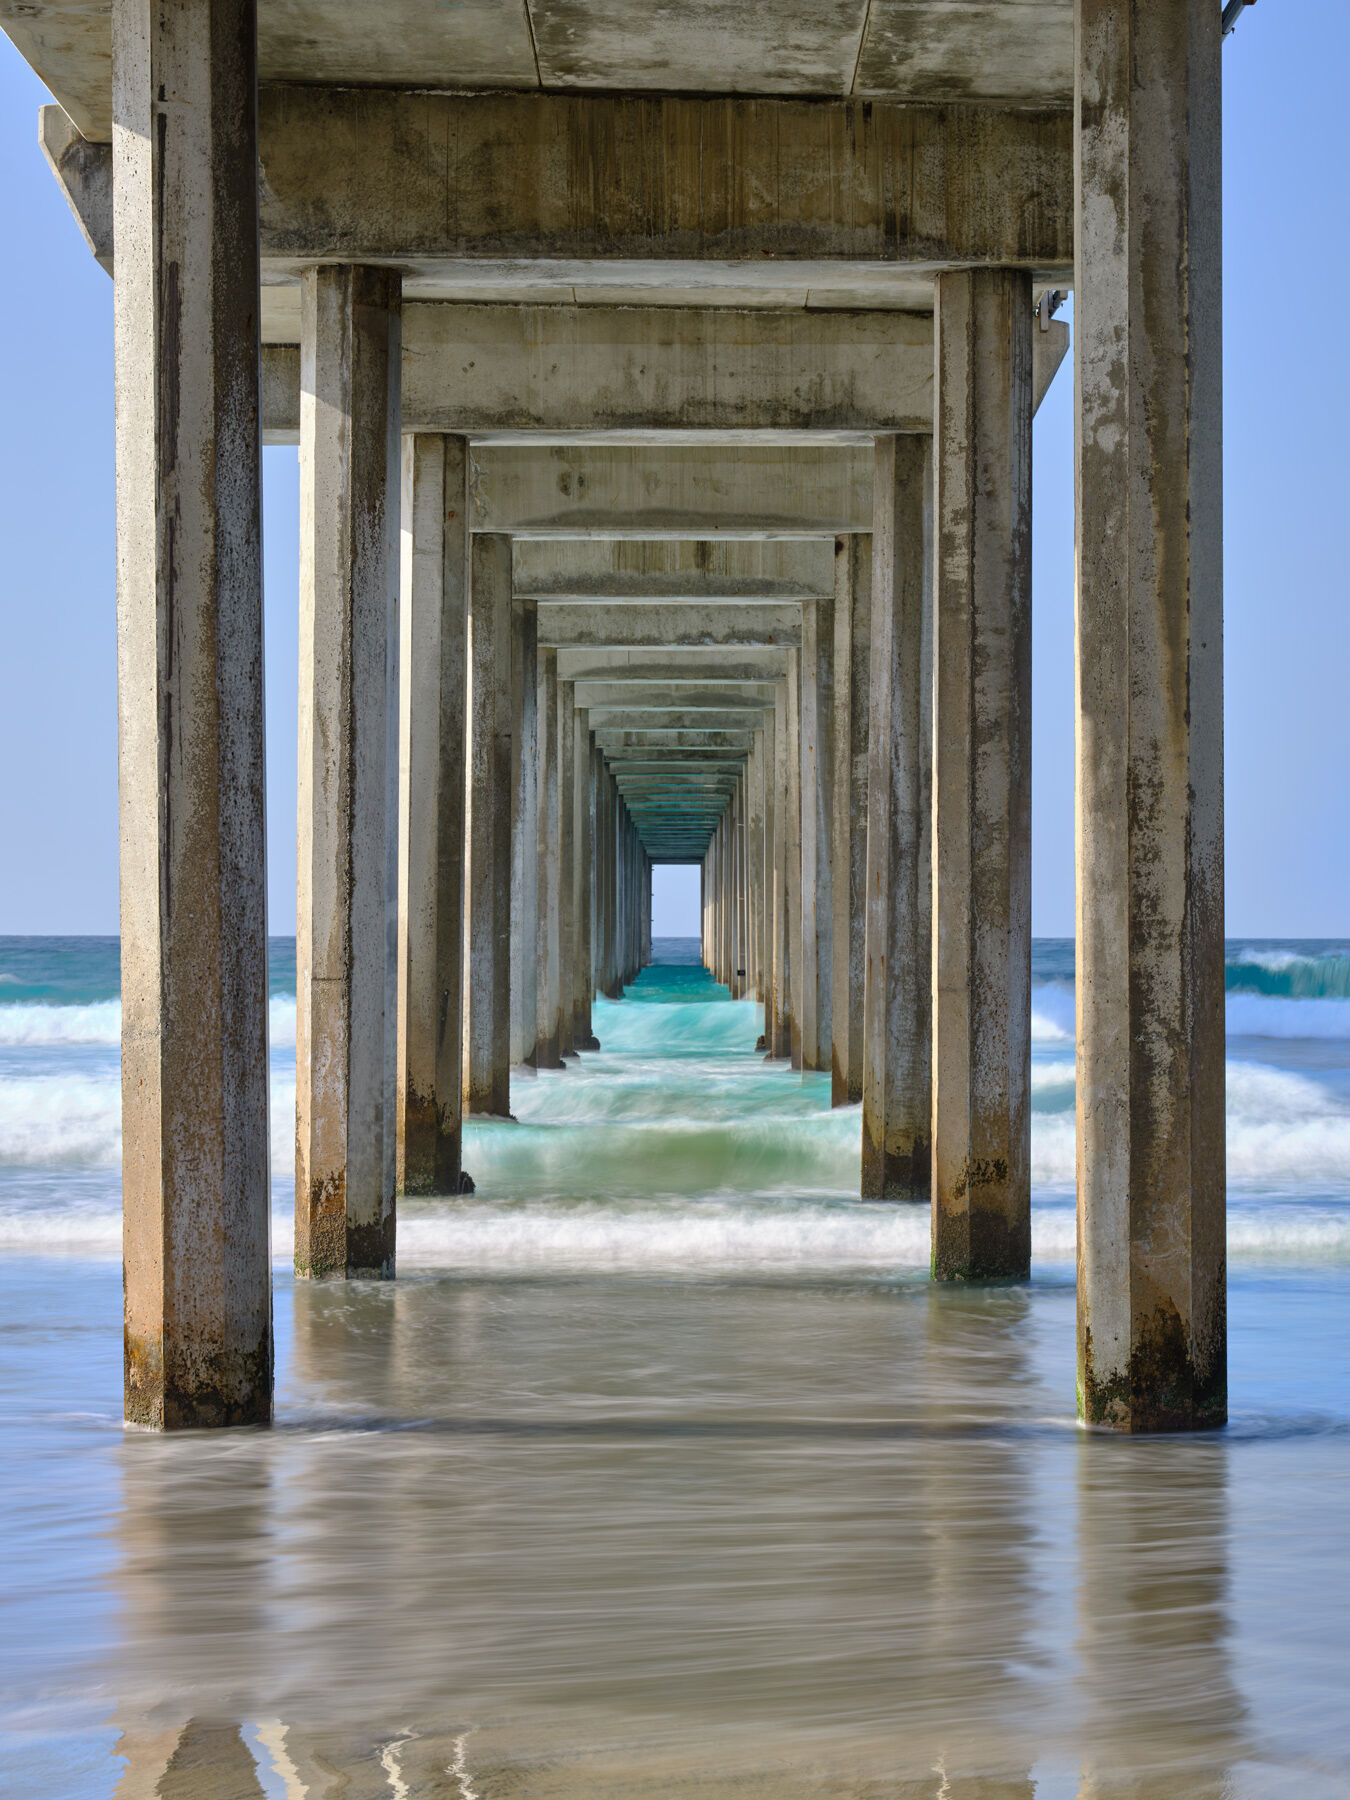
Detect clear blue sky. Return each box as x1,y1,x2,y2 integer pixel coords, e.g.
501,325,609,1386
1,3,1343,940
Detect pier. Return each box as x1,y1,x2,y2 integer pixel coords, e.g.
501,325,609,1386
9,0,1224,1435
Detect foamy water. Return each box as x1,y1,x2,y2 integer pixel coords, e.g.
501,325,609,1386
3,937,1350,1269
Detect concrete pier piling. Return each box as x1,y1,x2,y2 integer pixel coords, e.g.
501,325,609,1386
19,0,1223,1430
931,268,1033,1283
397,434,469,1196
862,435,933,1203
831,534,872,1106
466,533,514,1120
536,648,565,1069
510,595,539,1069
295,264,402,1283
114,0,272,1425
1074,0,1226,1430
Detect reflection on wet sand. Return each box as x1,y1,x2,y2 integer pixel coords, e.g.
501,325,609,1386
107,1276,1065,1795
1074,1437,1246,1799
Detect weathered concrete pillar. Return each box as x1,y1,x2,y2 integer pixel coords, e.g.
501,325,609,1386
510,595,539,1067
800,589,835,1071
296,264,401,1282
785,650,804,1065
862,435,933,1201
931,267,1033,1281
536,647,564,1068
599,763,620,998
114,0,271,1425
1076,0,1225,1430
760,709,776,1047
558,678,577,1054
396,434,468,1197
770,680,792,1057
574,720,599,1049
746,733,764,1003
831,533,872,1105
466,532,514,1118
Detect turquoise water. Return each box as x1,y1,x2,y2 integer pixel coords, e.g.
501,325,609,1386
1,939,1349,1794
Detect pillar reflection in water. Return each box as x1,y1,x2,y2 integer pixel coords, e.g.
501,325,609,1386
101,1275,1075,1795
1074,1437,1247,1798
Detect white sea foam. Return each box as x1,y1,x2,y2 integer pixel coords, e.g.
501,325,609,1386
0,1074,122,1166
0,996,297,1049
3,1197,1348,1271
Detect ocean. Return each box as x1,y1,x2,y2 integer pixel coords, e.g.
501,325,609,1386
1,936,1347,1796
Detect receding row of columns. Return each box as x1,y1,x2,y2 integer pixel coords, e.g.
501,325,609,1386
113,0,1222,1436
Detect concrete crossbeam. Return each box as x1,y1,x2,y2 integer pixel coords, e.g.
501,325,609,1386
254,320,1067,445
471,445,871,538
514,540,836,603
559,650,786,683
573,684,776,712
593,731,756,751
538,603,800,650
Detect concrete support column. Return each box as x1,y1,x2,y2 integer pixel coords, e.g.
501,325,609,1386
862,435,933,1201
574,721,598,1049
558,679,576,1055
741,777,752,1000
114,0,271,1425
786,648,804,1067
466,533,514,1118
760,709,777,1046
932,267,1033,1281
296,264,402,1282
510,596,538,1068
536,648,564,1068
831,533,872,1104
1075,0,1225,1430
396,434,469,1198
599,764,620,998
746,733,765,1004
770,681,792,1057
800,589,835,1072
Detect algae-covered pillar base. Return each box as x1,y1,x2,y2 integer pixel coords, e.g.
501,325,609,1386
1075,0,1225,1432
931,267,1032,1283
862,435,933,1201
115,0,272,1426
295,264,402,1282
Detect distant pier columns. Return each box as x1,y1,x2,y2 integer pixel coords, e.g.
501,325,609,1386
396,433,469,1197
114,0,272,1425
862,435,933,1202
770,679,792,1057
1075,0,1226,1430
466,532,515,1119
295,263,402,1282
510,593,539,1068
800,586,836,1072
573,720,598,1050
557,677,577,1057
832,533,872,1104
931,266,1033,1282
536,647,565,1069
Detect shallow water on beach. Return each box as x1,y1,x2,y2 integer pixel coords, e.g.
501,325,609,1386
1,939,1349,1796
